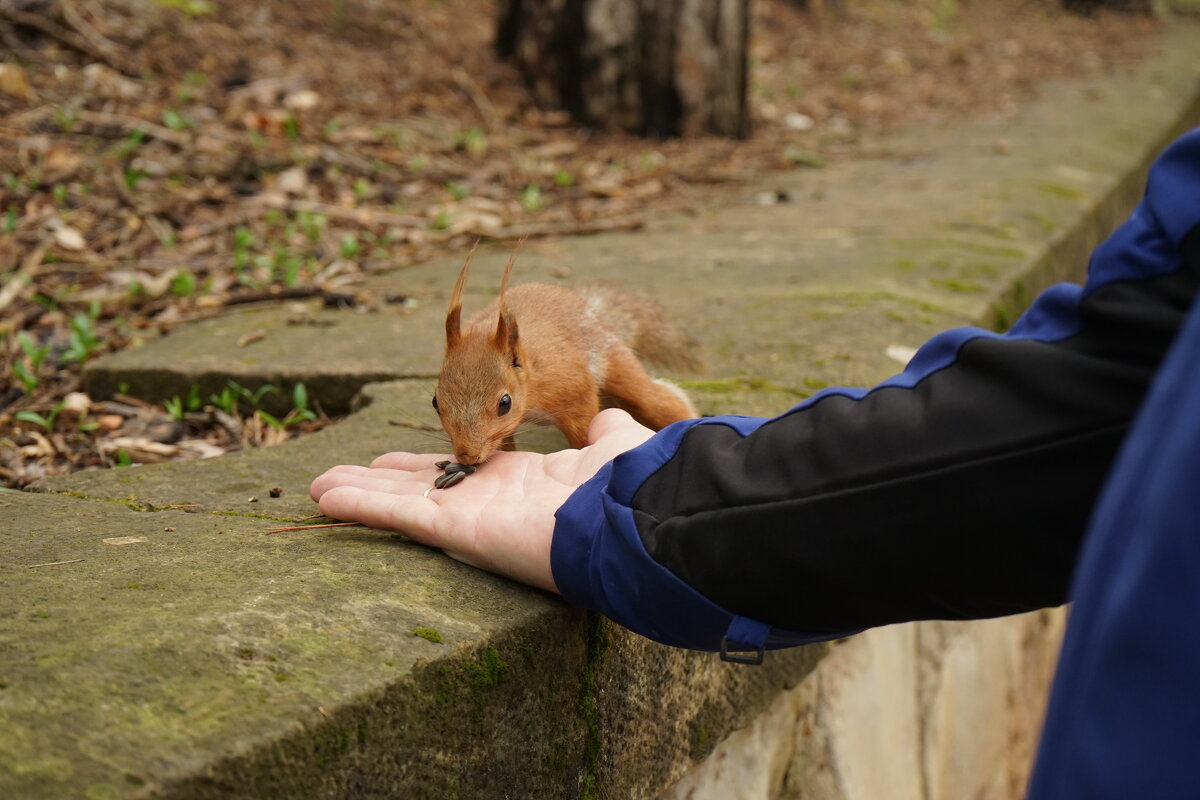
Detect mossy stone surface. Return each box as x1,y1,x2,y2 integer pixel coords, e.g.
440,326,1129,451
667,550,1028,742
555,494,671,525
1,490,585,799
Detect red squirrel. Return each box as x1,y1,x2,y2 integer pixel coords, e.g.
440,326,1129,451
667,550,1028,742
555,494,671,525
433,242,701,465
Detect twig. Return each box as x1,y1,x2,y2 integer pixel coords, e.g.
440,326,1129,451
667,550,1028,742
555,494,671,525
76,110,192,148
0,125,37,139
0,3,139,76
0,244,47,316
27,559,84,569
39,252,218,274
60,0,135,74
265,521,363,533
221,286,333,307
111,393,159,410
482,215,645,241
236,329,267,347
242,196,426,229
110,166,142,210
452,68,502,132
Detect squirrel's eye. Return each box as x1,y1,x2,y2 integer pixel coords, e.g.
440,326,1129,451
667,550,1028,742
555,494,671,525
498,394,512,416
431,395,439,411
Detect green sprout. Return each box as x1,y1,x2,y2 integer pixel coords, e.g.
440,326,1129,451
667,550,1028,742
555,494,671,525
61,302,103,363
114,129,147,159
454,126,488,157
519,185,543,212
186,384,203,412
163,395,186,422
16,401,67,433
53,106,78,133
12,361,38,394
208,385,239,416
13,331,49,393
258,383,319,431
171,270,197,297
276,252,302,286
124,167,146,191
211,380,277,417
151,0,218,16
297,210,326,242
232,225,254,269
161,109,192,131
18,331,50,370
339,233,361,259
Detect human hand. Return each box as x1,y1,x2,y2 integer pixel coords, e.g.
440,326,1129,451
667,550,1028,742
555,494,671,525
309,408,655,593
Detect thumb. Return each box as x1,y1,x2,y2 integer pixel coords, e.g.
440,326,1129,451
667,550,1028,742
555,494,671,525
587,408,654,448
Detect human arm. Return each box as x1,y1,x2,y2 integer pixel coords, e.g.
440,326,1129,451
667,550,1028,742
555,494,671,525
550,128,1200,655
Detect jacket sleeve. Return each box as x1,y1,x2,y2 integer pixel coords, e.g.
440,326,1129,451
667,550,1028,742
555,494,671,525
550,127,1200,655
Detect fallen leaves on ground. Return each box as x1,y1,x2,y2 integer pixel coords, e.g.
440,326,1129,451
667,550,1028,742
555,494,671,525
0,0,1156,487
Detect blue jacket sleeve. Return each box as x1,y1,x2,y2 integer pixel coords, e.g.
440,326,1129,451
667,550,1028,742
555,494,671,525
551,127,1200,655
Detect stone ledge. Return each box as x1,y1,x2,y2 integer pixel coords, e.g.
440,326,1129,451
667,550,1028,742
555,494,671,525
1,486,823,799
4,17,1199,800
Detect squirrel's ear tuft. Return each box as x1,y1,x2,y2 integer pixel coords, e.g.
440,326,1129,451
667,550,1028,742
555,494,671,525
446,239,479,347
496,236,523,303
493,236,524,354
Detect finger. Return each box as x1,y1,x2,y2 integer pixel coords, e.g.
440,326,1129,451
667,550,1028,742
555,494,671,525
371,451,451,470
336,475,433,497
310,465,431,500
310,466,353,501
317,485,440,541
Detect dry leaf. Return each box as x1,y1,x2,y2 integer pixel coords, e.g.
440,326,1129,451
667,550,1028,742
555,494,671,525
51,224,86,251
276,166,309,196
99,437,180,463
60,392,92,416
103,536,147,546
0,63,31,100
284,89,320,111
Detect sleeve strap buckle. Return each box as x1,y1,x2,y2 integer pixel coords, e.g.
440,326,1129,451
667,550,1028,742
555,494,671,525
718,615,771,665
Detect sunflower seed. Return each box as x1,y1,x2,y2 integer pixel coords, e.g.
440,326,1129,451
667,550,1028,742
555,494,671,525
434,470,468,490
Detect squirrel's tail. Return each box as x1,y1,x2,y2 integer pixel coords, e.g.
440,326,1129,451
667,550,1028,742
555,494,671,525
577,285,703,374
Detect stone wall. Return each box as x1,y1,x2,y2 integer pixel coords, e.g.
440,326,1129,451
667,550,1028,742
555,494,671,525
660,611,1065,800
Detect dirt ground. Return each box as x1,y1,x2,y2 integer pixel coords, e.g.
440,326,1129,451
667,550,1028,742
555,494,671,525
0,0,1159,487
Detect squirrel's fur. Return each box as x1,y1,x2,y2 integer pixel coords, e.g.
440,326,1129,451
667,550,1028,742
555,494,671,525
434,243,700,465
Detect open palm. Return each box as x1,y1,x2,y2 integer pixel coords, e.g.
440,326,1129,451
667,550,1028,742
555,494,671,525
310,409,654,592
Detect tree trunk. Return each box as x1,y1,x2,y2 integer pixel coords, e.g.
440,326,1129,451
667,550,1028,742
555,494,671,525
496,0,750,139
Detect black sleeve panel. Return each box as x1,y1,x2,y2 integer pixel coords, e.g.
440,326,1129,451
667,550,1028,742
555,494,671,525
634,226,1200,634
